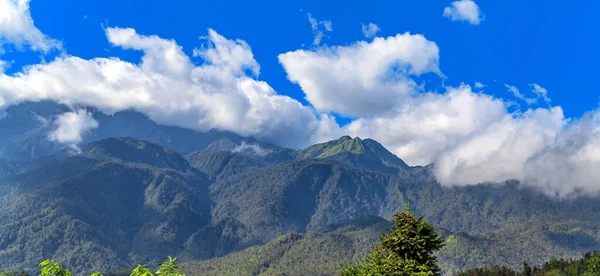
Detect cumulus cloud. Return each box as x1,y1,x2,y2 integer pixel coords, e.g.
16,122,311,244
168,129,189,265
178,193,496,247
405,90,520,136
48,109,99,146
279,31,600,196
0,27,330,149
307,13,332,45
443,0,484,25
474,82,485,89
329,83,600,196
361,23,380,38
505,84,537,105
0,0,62,53
279,32,442,116
343,85,508,166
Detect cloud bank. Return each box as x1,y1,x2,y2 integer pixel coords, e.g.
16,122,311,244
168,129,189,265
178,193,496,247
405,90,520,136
0,27,334,149
443,0,484,25
279,35,600,197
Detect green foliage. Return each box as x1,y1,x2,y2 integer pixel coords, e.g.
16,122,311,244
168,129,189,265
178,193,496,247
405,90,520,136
129,257,186,276
156,257,184,276
340,208,444,276
583,252,600,276
39,260,73,276
457,251,600,276
130,265,153,276
32,257,185,276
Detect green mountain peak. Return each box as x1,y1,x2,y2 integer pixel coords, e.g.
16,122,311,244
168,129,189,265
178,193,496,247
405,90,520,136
296,136,409,173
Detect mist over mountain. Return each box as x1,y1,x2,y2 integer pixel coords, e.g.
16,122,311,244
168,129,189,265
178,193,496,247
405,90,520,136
0,101,261,161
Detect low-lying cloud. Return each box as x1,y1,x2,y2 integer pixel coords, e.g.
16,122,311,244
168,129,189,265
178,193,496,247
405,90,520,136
232,141,270,157
48,109,99,147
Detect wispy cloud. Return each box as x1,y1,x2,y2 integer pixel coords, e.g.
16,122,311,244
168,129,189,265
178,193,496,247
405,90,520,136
307,13,333,45
530,83,551,106
505,84,537,105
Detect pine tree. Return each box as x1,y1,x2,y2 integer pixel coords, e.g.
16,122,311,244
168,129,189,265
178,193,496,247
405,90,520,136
340,199,444,275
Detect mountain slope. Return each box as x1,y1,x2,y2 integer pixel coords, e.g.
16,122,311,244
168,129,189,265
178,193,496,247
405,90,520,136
0,138,212,274
180,216,391,276
185,150,269,181
207,159,403,249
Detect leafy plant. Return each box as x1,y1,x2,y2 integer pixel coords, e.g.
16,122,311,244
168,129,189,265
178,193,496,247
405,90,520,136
33,257,185,276
39,260,73,276
130,265,153,276
156,257,184,276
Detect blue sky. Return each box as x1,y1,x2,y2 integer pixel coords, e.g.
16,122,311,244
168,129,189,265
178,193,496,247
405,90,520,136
9,0,598,119
2,0,600,195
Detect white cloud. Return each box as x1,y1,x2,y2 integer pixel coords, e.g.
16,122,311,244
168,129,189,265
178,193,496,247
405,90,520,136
333,83,600,197
48,109,99,145
361,23,380,38
279,32,442,116
433,102,566,187
343,85,508,166
279,30,600,196
505,84,537,105
307,13,332,45
474,82,485,89
0,27,326,149
0,0,61,53
443,0,484,25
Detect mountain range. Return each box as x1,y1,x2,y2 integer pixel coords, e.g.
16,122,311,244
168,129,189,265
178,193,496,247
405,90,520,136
0,102,599,275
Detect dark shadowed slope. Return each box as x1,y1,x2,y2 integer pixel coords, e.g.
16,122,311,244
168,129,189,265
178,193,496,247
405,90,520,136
0,138,212,274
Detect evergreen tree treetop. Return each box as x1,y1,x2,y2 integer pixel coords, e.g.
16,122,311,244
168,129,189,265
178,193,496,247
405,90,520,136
340,203,444,276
